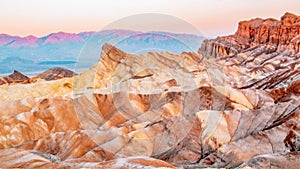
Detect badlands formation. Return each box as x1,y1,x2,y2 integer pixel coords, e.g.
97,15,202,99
0,13,300,168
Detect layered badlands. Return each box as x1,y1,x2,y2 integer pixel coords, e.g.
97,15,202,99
0,13,300,168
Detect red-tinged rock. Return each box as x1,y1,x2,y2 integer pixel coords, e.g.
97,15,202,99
0,17,300,168
199,12,300,58
0,148,177,169
35,67,77,81
0,70,29,85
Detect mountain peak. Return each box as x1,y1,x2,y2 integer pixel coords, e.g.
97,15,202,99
100,43,126,63
24,35,37,39
281,12,299,26
35,67,77,81
101,43,121,53
0,33,10,37
0,70,29,85
282,12,298,18
43,32,84,44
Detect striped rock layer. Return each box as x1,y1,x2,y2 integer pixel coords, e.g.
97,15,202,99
1,13,300,168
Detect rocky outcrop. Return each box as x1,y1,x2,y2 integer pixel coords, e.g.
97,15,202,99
199,13,300,104
0,67,77,86
217,46,300,91
240,152,300,169
35,67,77,81
0,70,29,85
199,12,300,57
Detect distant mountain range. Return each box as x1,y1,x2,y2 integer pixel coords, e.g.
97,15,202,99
0,30,204,75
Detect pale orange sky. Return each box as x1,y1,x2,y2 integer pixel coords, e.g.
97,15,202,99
0,0,299,37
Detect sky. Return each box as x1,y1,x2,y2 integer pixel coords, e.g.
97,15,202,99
0,0,299,38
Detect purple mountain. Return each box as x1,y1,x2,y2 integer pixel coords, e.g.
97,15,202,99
0,30,204,75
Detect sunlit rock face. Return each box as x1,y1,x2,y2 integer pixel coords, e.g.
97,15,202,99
0,13,300,169
199,12,300,58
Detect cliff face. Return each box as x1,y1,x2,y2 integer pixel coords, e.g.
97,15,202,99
199,12,300,57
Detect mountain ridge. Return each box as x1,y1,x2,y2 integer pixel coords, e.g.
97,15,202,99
199,12,300,58
0,29,204,75
0,29,203,47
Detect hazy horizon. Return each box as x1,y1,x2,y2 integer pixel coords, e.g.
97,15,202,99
1,0,299,38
